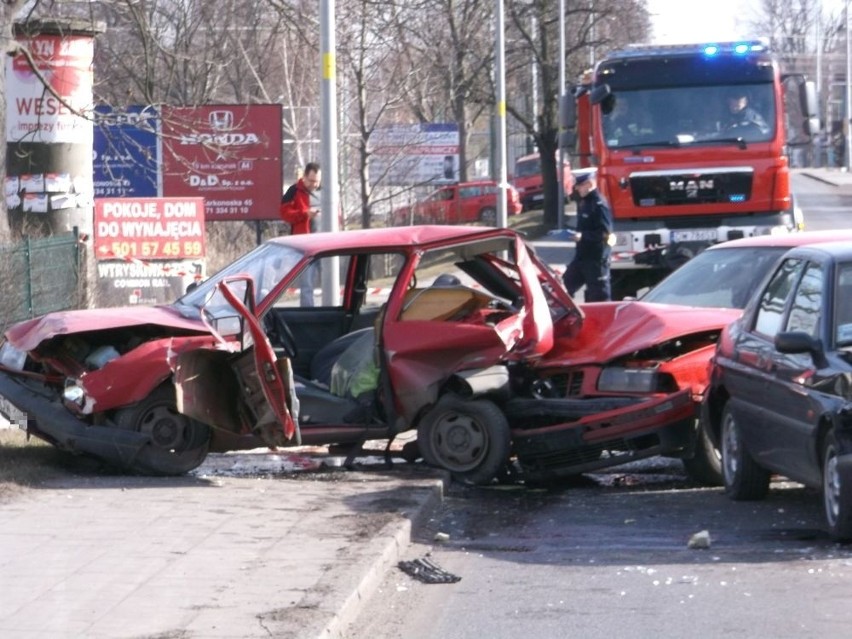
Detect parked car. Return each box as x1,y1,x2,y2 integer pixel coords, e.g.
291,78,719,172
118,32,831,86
637,229,852,485
0,225,736,485
391,181,521,226
703,241,852,540
511,152,573,211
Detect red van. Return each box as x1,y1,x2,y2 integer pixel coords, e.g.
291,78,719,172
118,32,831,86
511,153,574,211
392,180,522,226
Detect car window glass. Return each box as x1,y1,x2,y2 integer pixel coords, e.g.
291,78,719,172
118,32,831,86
515,159,541,177
754,258,804,337
640,246,787,308
784,262,823,338
835,263,852,346
178,243,303,315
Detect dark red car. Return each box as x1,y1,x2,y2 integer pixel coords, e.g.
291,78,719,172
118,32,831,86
0,225,732,484
391,181,522,226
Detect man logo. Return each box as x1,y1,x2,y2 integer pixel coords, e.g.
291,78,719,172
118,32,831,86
209,110,234,131
669,178,714,198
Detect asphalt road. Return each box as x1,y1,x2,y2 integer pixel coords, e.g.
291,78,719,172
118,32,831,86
347,458,852,639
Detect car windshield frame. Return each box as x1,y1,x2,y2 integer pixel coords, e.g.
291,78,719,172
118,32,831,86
174,242,305,319
640,245,789,309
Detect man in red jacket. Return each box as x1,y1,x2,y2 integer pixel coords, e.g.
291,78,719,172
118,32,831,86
280,162,321,234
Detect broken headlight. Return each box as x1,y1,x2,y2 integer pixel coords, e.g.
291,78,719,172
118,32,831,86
0,341,27,371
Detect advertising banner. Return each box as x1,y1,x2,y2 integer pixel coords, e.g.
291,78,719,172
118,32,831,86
93,105,159,198
369,123,459,187
161,105,282,221
94,197,206,261
5,33,94,144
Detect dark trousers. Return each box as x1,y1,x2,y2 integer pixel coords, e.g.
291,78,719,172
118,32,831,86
563,249,612,302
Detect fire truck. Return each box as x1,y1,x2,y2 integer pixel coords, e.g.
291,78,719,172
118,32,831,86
564,40,818,299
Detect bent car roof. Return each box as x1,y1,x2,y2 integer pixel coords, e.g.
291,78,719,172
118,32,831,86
268,225,518,254
708,229,852,251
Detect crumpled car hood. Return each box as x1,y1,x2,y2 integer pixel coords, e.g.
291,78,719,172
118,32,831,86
545,301,741,365
4,305,207,352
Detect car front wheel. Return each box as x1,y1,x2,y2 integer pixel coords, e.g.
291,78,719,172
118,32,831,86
417,394,510,485
822,431,852,541
114,385,211,475
721,404,770,500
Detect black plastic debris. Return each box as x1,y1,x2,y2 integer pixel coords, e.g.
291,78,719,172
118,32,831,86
398,557,461,584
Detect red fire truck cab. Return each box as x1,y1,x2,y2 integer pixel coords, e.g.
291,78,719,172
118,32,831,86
565,40,818,299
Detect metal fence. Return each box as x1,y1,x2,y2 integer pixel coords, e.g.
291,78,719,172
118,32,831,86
0,230,82,330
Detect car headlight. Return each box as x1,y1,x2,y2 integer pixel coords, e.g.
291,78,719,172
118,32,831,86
0,341,27,371
598,367,660,393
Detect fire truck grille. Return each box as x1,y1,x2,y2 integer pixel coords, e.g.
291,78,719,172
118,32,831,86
630,170,753,206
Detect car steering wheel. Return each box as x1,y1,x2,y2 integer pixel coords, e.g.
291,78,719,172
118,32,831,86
264,312,298,359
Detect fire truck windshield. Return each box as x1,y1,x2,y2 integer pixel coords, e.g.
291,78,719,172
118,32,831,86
602,84,775,149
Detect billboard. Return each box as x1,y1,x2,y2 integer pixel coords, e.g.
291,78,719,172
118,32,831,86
94,197,206,261
161,105,283,221
93,106,159,198
369,123,459,187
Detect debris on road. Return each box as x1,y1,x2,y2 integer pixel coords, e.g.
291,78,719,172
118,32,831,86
398,557,461,584
687,529,712,549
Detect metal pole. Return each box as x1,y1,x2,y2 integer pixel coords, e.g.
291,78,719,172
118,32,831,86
495,0,508,228
556,0,566,229
320,0,340,304
846,0,851,170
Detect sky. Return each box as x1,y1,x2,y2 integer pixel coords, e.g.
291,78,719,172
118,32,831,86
646,0,753,44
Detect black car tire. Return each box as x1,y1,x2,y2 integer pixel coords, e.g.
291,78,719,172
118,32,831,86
682,419,723,486
417,394,510,485
721,404,770,500
479,207,497,226
115,385,211,476
822,431,852,541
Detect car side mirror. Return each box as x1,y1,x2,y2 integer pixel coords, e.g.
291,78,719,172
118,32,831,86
775,331,828,368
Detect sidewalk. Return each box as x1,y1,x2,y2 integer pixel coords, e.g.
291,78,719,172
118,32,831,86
0,451,448,639
797,166,852,187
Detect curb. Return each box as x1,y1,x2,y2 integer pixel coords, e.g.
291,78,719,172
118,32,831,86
799,171,841,187
316,474,448,639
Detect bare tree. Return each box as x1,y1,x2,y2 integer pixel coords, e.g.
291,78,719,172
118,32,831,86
506,0,650,227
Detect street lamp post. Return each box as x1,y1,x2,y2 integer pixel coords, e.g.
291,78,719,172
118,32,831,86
846,0,851,170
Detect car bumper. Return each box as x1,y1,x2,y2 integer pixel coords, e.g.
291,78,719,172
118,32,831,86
508,388,695,482
0,368,151,466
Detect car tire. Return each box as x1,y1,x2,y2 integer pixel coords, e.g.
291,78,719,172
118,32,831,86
114,385,211,476
417,393,510,485
479,207,497,226
721,404,770,500
682,419,723,486
822,431,852,541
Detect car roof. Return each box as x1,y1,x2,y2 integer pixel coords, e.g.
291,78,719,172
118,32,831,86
269,225,518,254
707,229,852,251
785,240,852,260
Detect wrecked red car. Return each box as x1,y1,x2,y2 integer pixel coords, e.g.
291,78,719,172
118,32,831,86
0,225,725,484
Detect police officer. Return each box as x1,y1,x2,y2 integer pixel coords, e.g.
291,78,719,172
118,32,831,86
563,168,614,302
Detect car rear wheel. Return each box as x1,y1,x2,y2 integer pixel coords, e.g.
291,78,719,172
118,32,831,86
682,419,723,486
417,394,510,485
822,431,852,541
115,385,211,476
479,207,497,226
721,404,770,500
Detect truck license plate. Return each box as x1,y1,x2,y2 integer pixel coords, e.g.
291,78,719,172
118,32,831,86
670,229,717,242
